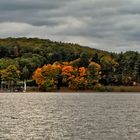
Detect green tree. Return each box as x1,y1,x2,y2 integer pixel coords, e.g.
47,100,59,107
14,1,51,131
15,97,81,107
1,65,20,90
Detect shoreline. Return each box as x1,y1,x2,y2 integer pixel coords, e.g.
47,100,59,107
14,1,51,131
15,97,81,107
1,86,140,93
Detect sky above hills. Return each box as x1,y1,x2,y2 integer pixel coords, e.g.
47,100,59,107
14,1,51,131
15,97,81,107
0,0,140,52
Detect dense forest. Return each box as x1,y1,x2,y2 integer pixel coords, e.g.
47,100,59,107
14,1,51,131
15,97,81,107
0,37,140,91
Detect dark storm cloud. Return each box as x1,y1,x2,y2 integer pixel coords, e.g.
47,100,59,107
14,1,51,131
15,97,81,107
0,0,140,52
0,0,67,11
0,0,68,25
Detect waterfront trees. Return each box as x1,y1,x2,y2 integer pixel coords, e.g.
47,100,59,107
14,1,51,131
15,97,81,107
0,37,139,91
0,65,20,91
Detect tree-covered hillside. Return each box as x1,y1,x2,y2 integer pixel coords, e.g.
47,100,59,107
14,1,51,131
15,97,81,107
0,37,140,91
0,37,112,73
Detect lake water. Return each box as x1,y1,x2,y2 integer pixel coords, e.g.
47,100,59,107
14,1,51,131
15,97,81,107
1,92,140,140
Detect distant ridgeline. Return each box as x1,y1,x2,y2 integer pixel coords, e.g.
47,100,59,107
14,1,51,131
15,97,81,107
0,37,140,90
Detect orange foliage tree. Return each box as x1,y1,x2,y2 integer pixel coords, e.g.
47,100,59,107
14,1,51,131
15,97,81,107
33,61,101,91
32,63,62,91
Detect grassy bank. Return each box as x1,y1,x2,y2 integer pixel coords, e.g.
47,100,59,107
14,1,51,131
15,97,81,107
26,85,140,92
106,86,140,92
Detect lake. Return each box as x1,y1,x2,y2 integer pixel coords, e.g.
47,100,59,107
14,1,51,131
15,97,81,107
0,92,140,140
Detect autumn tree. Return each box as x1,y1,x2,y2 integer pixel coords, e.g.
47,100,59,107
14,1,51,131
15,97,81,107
1,65,20,90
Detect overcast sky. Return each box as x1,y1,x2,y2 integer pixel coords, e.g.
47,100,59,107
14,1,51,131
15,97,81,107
0,0,140,52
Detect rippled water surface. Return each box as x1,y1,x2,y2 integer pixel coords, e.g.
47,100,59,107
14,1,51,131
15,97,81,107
1,92,140,140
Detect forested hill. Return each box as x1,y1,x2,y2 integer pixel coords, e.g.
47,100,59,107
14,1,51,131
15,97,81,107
0,37,140,85
0,37,111,59
0,37,113,71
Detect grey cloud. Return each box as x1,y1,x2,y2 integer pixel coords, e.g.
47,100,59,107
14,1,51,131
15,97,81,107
0,0,67,11
0,0,140,52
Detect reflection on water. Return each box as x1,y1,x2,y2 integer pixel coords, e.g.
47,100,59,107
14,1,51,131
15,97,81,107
1,92,140,140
